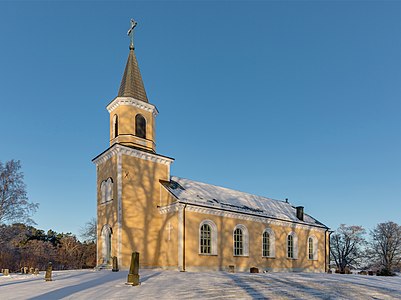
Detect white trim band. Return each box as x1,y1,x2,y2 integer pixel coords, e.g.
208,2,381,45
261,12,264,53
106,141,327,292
107,96,158,117
93,144,174,167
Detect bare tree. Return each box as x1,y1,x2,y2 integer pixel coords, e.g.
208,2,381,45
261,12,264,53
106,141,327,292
0,160,38,224
330,224,366,273
370,221,401,275
79,217,97,242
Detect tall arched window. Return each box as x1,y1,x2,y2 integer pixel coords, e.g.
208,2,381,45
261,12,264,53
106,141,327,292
308,235,318,260
233,224,249,256
200,224,211,254
199,220,217,255
100,181,106,204
113,115,118,138
287,232,298,259
262,228,275,258
101,225,112,264
234,228,243,256
135,114,146,139
263,231,270,257
288,235,294,258
106,178,113,202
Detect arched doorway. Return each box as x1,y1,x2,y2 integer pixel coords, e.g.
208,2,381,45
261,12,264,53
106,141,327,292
101,225,112,264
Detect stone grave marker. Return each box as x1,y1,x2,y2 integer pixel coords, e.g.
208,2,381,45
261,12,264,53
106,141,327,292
127,252,140,286
29,267,34,274
34,268,39,275
112,256,119,272
45,262,53,281
3,269,10,276
23,267,28,274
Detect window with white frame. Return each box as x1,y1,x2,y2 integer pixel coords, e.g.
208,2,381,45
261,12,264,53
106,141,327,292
287,232,298,259
106,178,113,202
199,220,217,255
113,114,118,138
100,181,106,204
308,235,318,260
233,224,249,256
100,178,113,204
262,228,275,257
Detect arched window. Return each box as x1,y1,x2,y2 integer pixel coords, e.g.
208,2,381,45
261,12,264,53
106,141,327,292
100,181,106,204
287,232,298,259
233,224,249,256
101,225,112,264
135,114,146,139
200,224,211,254
288,235,294,258
106,178,113,202
199,220,217,255
113,115,118,138
308,235,318,260
262,228,275,257
263,231,270,257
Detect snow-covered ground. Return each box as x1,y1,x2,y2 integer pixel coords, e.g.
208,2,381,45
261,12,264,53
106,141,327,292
1,269,400,299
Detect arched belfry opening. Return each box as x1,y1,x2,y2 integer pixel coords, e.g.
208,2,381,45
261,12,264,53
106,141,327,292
101,225,112,264
113,115,119,138
135,114,146,139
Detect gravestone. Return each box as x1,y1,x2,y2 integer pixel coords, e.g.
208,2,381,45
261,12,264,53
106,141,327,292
34,268,39,275
29,267,34,274
126,252,140,286
250,267,259,273
112,256,119,272
228,265,235,273
45,262,52,281
3,269,9,276
23,267,28,274
20,267,24,274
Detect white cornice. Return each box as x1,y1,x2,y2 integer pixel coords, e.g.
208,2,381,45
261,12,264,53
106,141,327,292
93,144,174,166
158,202,326,232
106,97,158,117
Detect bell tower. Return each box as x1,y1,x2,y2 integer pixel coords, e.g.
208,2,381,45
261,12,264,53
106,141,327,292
107,19,157,153
93,19,174,268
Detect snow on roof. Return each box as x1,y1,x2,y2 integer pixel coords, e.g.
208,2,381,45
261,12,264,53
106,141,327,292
163,176,327,228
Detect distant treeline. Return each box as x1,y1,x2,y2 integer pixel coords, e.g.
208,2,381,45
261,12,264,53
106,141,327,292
0,223,96,272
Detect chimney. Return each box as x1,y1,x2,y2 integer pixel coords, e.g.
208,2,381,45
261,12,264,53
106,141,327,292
296,206,304,221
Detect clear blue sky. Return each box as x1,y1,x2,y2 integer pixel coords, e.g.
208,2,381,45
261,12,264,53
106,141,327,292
1,1,400,238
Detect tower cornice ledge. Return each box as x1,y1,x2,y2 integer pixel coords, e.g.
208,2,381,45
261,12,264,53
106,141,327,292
106,96,159,117
92,143,174,166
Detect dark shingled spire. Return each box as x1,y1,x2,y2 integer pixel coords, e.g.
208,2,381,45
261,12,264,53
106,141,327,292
118,48,148,102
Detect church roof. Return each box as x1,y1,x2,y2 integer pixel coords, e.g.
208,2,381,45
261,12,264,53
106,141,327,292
162,176,328,229
117,48,148,102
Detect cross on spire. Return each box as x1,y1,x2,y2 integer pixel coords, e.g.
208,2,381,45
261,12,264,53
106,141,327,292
127,19,138,50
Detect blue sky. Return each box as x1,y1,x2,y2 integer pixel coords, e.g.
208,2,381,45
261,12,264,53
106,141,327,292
1,1,400,238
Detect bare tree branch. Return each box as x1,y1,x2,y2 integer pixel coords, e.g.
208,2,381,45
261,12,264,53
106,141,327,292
0,160,39,225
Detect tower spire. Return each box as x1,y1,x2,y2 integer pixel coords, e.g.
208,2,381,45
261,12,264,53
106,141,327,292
118,19,148,102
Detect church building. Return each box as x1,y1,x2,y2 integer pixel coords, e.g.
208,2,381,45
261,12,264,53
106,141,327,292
93,21,330,272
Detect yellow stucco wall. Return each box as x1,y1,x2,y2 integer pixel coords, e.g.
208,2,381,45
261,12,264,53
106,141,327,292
119,154,174,268
182,211,328,272
96,156,118,266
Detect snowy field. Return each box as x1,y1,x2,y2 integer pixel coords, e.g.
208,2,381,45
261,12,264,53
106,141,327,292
1,269,401,299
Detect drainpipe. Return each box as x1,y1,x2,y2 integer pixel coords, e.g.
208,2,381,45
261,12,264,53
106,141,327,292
325,229,333,272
